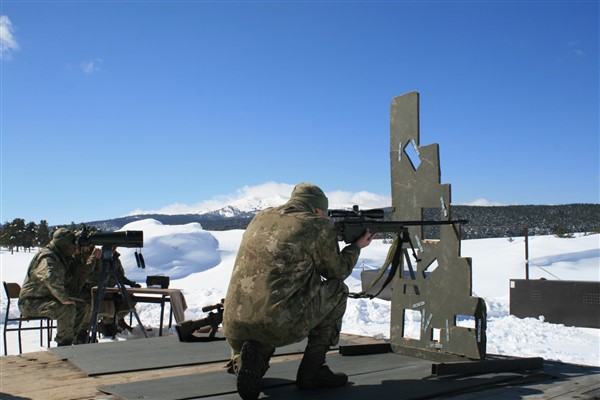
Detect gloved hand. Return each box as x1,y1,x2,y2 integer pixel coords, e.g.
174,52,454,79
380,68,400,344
132,283,142,288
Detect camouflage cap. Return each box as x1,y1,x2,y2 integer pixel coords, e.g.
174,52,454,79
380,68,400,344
52,228,76,247
291,182,329,211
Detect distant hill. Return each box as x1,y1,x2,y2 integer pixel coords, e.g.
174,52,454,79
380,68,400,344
450,204,600,239
84,204,599,240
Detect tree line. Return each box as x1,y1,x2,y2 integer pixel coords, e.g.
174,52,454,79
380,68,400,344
0,218,84,253
2,204,598,252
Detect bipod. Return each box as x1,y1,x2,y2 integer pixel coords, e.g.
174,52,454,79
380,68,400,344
350,228,422,299
400,228,421,280
88,245,148,343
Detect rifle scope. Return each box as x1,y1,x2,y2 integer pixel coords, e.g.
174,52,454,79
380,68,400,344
202,302,224,313
328,206,385,220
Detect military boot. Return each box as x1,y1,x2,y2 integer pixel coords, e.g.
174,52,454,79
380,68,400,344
117,318,133,332
98,321,117,338
296,345,348,389
236,340,267,400
73,330,89,345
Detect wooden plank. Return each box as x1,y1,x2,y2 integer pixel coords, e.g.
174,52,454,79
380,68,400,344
0,349,239,400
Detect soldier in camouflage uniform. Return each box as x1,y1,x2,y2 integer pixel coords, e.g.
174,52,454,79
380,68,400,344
19,228,89,347
223,183,374,400
94,248,141,337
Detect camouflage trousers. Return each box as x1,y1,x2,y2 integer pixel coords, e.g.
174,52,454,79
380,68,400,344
97,293,137,328
19,297,88,346
226,279,348,364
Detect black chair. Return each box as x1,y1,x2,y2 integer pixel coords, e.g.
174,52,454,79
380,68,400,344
3,281,54,355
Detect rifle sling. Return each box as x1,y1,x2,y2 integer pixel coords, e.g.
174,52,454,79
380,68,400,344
349,236,402,299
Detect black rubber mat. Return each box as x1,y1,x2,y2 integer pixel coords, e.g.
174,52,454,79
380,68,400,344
51,334,310,376
98,351,537,400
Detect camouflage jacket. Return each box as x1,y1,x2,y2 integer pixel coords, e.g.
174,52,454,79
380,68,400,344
223,199,361,343
67,249,98,296
20,243,73,303
85,251,136,288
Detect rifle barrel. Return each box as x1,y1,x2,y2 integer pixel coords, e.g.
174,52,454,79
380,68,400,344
334,219,468,243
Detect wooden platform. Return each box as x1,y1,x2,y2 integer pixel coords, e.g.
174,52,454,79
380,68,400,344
1,333,599,400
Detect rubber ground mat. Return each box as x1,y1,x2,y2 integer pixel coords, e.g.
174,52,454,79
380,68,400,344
98,352,548,400
98,351,431,399
239,369,543,400
51,335,311,376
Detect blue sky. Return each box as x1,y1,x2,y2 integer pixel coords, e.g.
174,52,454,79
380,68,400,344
1,0,598,226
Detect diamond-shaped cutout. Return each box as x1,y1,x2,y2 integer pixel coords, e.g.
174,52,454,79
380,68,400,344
403,139,422,171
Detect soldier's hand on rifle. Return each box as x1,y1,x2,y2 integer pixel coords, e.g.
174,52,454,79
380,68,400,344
355,229,374,249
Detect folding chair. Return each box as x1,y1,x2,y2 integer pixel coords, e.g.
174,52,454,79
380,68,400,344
3,281,54,355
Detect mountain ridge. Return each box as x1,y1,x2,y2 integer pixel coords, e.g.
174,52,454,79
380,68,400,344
85,203,600,240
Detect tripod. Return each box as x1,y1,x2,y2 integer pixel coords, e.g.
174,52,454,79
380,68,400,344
88,245,148,342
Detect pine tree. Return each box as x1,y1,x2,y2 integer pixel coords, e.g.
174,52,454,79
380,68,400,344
37,220,50,247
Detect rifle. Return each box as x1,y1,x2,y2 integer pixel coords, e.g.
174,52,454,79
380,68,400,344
328,205,468,299
328,205,468,244
175,299,225,342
